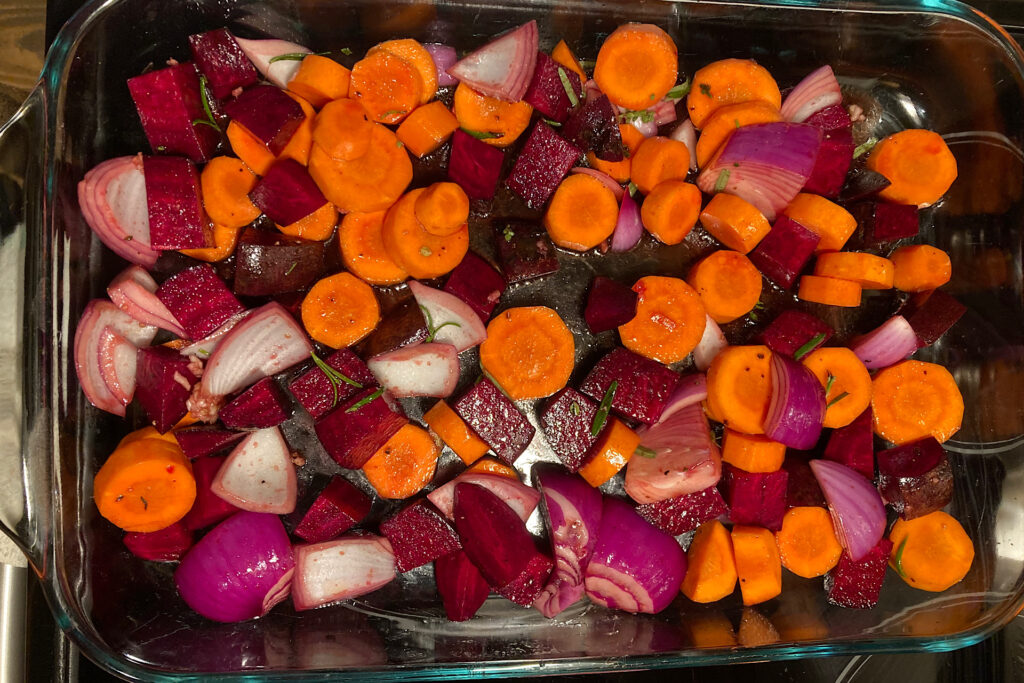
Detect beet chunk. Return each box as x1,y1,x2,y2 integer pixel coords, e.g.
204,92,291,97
234,229,326,296
448,129,504,201
721,465,788,531
540,388,599,471
823,408,874,480
156,264,245,340
898,288,966,348
249,159,328,227
315,388,408,469
782,455,826,508
294,476,372,543
183,455,239,530
143,156,210,250
839,167,891,203
505,122,582,208
760,309,833,358
359,297,428,358
288,349,375,420
380,499,462,573
452,378,535,465
223,85,305,155
876,437,953,520
127,62,218,162
123,522,193,562
495,221,559,284
584,276,638,334
561,92,623,162
635,485,729,535
523,52,581,123
850,201,919,245
803,103,851,133
435,549,491,621
134,345,199,432
218,377,290,429
443,251,505,323
749,215,821,290
188,28,259,99
580,347,681,425
173,425,245,459
802,128,854,199
825,538,893,608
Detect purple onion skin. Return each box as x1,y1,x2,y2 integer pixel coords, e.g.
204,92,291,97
175,511,295,623
765,353,825,449
850,315,918,370
424,43,458,86
610,192,643,252
809,459,886,563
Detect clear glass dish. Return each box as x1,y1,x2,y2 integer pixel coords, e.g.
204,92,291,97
1,0,1023,679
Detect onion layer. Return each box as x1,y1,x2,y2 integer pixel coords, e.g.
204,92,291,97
107,265,186,337
781,65,843,123
671,119,698,171
693,314,727,371
809,459,886,562
764,352,826,449
424,43,459,86
627,402,721,504
610,190,643,252
447,21,538,102
571,167,624,199
850,315,917,369
77,155,160,267
292,535,396,611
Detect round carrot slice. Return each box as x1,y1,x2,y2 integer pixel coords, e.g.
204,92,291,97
640,179,702,245
453,82,533,148
630,136,691,195
871,360,964,445
339,210,409,285
706,345,773,435
312,98,374,161
381,188,469,279
180,222,242,263
414,182,469,237
686,249,762,324
801,347,872,429
200,157,260,229
889,511,974,592
866,129,958,208
686,59,782,129
276,202,339,242
593,23,678,110
775,507,842,579
543,174,619,251
301,272,381,348
349,50,423,124
308,123,413,214
370,39,438,105
618,276,707,365
362,424,440,499
479,306,575,400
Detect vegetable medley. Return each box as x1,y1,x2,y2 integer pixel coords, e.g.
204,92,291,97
74,18,973,629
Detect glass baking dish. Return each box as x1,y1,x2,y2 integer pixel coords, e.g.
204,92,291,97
1,0,1023,679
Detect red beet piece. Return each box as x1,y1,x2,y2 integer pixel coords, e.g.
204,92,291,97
561,92,624,162
825,537,893,608
452,378,535,465
802,128,853,198
127,62,219,162
294,476,372,543
760,309,834,358
435,549,491,621
218,377,290,429
585,276,638,334
803,103,851,133
876,437,953,520
315,388,408,469
183,455,240,530
851,201,919,244
579,347,681,425
782,455,826,508
721,464,788,531
143,156,210,250
380,499,462,573
359,297,428,358
156,264,246,340
123,522,193,562
635,485,729,535
288,349,375,420
443,251,505,323
839,167,891,203
249,159,328,226
749,215,821,289
523,52,581,123
505,122,582,208
823,407,874,480
453,482,553,606
188,28,258,99
540,388,599,471
898,288,966,348
448,129,505,200
234,229,326,296
223,84,305,155
135,345,199,432
173,425,245,459
495,221,559,284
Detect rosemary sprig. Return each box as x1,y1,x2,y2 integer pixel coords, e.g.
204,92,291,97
714,169,730,192
666,79,692,99
793,332,826,361
893,536,909,578
826,391,850,408
853,137,878,159
591,380,618,437
311,351,363,408
825,371,836,396
192,75,221,132
557,66,579,108
346,387,385,413
620,109,655,125
419,304,462,343
635,445,658,459
462,128,504,141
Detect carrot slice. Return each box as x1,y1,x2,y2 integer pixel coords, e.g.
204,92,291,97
362,424,440,499
797,275,862,308
888,511,974,592
695,100,782,167
813,252,895,289
685,612,738,648
775,506,842,578
396,100,459,158
871,359,964,445
640,180,702,245
414,182,469,237
593,23,678,110
349,49,423,124
339,210,409,285
381,188,469,279
453,82,533,148
180,222,242,263
312,98,375,162
308,123,413,214
370,38,438,105
681,520,738,603
579,418,640,487
782,193,857,252
543,174,619,251
889,245,952,292
686,59,782,129
686,250,763,324
276,202,339,241
706,345,773,435
279,92,316,167
721,430,785,473
93,436,196,533
731,525,782,606
479,306,575,400
465,456,519,480
630,136,691,195
227,121,275,176
801,347,872,429
200,156,260,229
423,400,489,465
698,193,771,254
619,275,707,364
287,55,351,109
301,272,381,348
552,39,586,83
587,124,645,183
866,129,958,207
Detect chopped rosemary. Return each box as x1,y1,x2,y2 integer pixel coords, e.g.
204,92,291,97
557,66,579,108
666,79,691,99
699,82,712,97
734,119,741,128
197,348,210,358
193,75,220,132
311,351,363,408
893,536,909,578
140,496,148,510
396,140,404,148
156,145,167,152
620,109,655,125
419,304,462,343
793,332,826,361
285,262,297,276
826,391,850,408
380,109,408,120
825,371,836,396
419,245,433,257
591,380,618,437
462,128,504,140
340,47,353,56
627,181,638,197
503,226,515,242
714,169,730,192
853,137,878,159
570,401,581,417
542,118,562,127
346,387,385,413
268,52,311,63
635,445,658,459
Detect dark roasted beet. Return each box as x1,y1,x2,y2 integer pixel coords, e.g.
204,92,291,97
452,378,535,465
839,167,892,203
288,349,375,420
188,28,259,99
782,455,826,508
435,549,490,621
380,499,462,573
898,288,966,348
803,103,852,133
540,388,599,471
443,251,506,323
218,377,290,429
876,437,953,520
183,455,239,530
359,297,428,358
721,465,788,531
494,221,559,284
823,408,874,480
584,276,638,334
156,264,245,340
825,538,893,608
124,522,193,562
523,52,581,123
760,309,834,358
223,85,305,155
134,346,199,432
448,129,505,200
143,156,210,250
579,347,680,425
803,128,853,198
249,159,328,227
315,388,408,469
849,201,919,245
233,229,326,296
127,62,218,162
635,486,729,535
505,122,582,208
173,425,245,459
561,93,623,162
293,476,372,543
749,215,821,290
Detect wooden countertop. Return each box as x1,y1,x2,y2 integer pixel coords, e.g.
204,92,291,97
0,0,44,125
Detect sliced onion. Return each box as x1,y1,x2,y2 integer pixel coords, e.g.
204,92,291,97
424,43,458,86
850,315,917,370
292,535,396,611
627,402,721,504
765,352,826,449
367,343,459,398
610,190,643,252
671,119,698,171
693,314,727,371
107,265,186,337
77,155,160,267
234,37,311,89
651,99,677,127
74,299,156,416
658,373,708,423
407,280,487,351
428,472,539,522
447,21,538,102
179,310,251,359
532,466,603,618
629,117,658,138
570,167,624,199
174,511,295,623
211,428,297,514
781,65,843,123
98,326,139,407
809,459,885,562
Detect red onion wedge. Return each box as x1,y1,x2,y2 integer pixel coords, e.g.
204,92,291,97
174,511,294,623
849,315,917,370
407,280,487,352
765,352,826,449
292,535,396,611
657,373,708,423
367,343,459,398
694,314,727,371
74,299,156,416
77,155,160,267
447,21,538,102
179,310,251,359
809,459,885,562
650,99,677,126
532,465,603,618
98,326,139,407
424,43,458,86
107,265,186,337
428,472,540,522
584,497,686,614
211,427,297,514
627,116,658,138
780,65,843,123
626,402,721,504
671,119,698,171
570,167,624,199
234,37,311,89
610,190,643,252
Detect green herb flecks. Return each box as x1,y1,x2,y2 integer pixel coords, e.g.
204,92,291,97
635,445,657,459
666,79,691,100
156,145,167,152
192,75,221,132
340,47,353,56
311,351,363,408
826,391,850,408
557,66,579,108
853,137,878,159
591,380,618,437
627,181,638,197
620,109,655,125
419,304,462,343
714,169,730,192
570,401,581,417
793,332,826,361
699,83,711,97
419,245,433,257
462,128,504,141
542,118,562,127
380,109,408,120
346,387,385,413
503,226,515,242
397,140,405,148
285,262,298,276
269,52,311,63
825,371,836,396
893,536,909,579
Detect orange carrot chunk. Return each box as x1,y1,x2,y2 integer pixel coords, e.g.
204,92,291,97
423,400,489,465
888,511,974,592
200,156,260,229
479,306,575,400
396,100,460,158
640,180,702,245
349,49,423,124
801,347,872,429
226,121,275,176
276,202,338,242
453,82,533,148
552,39,587,83
695,100,782,168
731,525,783,606
798,275,862,308
579,418,640,487
339,210,409,286
381,188,469,279
706,345,773,435
301,272,381,349
278,92,316,167
369,38,438,104
866,129,958,207
414,182,470,237
465,456,520,480
362,424,440,499
287,55,351,109
686,250,763,324
543,174,619,251
775,506,842,578
308,123,413,214
699,192,771,254
619,275,707,364
594,23,678,110
312,98,375,162
681,520,738,603
180,222,243,263
783,193,858,252
687,59,782,129
721,430,786,473
813,252,895,289
889,245,952,292
629,136,691,195
872,359,964,445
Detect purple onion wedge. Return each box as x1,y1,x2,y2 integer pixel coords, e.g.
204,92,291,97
849,315,918,370
627,402,720,504
809,459,886,562
610,189,643,252
764,352,826,449
780,65,842,123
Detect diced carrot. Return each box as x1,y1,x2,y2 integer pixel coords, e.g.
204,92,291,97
180,222,242,263
630,136,691,195
782,193,857,252
276,202,338,241
479,306,575,400
640,180,702,245
287,55,351,109
731,525,782,606
866,129,958,207
686,250,763,324
308,122,413,214
775,506,842,578
543,174,619,251
587,124,645,183
798,275,862,307
349,49,423,124
721,430,786,473
199,156,260,229
872,359,964,445
465,456,520,480
695,100,782,167
889,245,952,292
338,210,409,286
698,193,771,254
414,182,469,237
888,510,974,591
552,39,586,83
227,121,275,176
279,92,316,167
578,418,640,487
813,252,895,289
801,347,872,429
593,23,678,110
619,275,707,365
687,59,782,129
453,82,533,148
312,98,375,162
423,400,489,465
684,611,738,648
362,424,440,499
381,188,469,279
396,100,459,158
681,520,738,603
706,345,773,435
369,38,438,105
301,272,381,348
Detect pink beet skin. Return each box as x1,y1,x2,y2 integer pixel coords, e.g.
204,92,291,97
435,550,491,621
127,62,219,162
380,499,462,573
218,377,290,430
294,476,372,543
